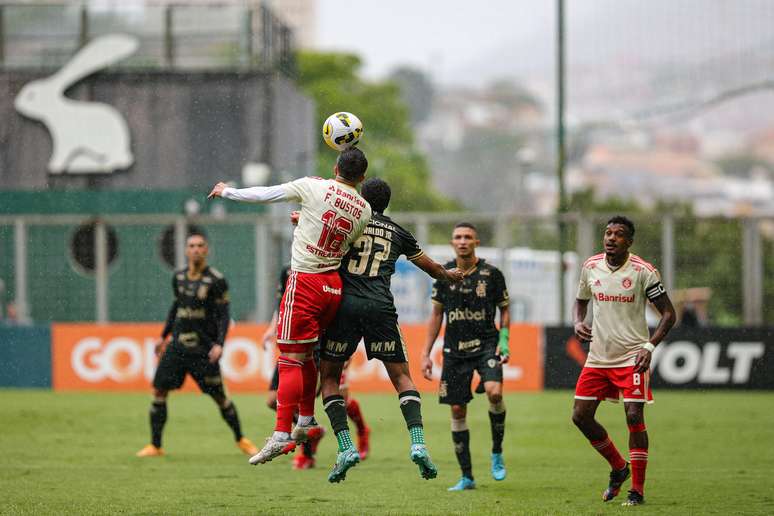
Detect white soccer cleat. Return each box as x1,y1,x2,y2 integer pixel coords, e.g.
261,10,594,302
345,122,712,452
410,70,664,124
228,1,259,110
290,423,323,444
248,435,296,465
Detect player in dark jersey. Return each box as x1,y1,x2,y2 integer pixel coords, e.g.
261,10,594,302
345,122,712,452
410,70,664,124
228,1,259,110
136,233,258,457
421,222,511,491
318,177,464,483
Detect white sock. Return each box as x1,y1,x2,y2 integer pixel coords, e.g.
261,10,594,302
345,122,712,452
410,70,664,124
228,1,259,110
272,431,290,440
297,415,314,426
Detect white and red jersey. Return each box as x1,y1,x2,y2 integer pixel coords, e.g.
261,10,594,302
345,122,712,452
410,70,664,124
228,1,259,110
576,253,664,368
223,177,372,273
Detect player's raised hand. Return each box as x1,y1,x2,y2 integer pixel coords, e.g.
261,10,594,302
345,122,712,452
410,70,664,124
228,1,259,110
420,353,434,380
290,210,300,226
633,348,652,373
573,321,592,342
208,182,228,199
446,267,464,283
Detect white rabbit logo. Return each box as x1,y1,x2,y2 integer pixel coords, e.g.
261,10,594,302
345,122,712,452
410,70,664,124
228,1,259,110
14,34,139,174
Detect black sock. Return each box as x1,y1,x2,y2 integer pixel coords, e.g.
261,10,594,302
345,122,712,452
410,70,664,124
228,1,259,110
150,401,167,448
452,430,473,479
219,401,243,441
398,390,423,429
323,395,349,435
489,410,506,454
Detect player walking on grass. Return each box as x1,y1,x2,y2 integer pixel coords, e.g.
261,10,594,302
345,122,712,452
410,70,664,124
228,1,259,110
137,233,258,458
571,216,675,506
209,148,371,465
421,222,511,491
315,178,464,483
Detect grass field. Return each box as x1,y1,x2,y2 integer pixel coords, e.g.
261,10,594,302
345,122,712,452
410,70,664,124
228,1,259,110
1,390,773,515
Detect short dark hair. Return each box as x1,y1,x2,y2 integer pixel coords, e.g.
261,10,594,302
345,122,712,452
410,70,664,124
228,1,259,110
607,215,635,238
454,222,478,233
361,177,391,213
336,148,368,181
186,232,208,243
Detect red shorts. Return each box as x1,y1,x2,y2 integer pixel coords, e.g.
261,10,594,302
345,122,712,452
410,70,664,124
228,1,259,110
277,270,342,353
574,366,653,404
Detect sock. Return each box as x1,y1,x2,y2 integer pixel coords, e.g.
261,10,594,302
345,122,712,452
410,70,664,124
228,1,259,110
323,395,353,452
218,400,243,441
488,401,506,454
302,442,314,458
346,397,367,434
297,415,317,427
590,434,627,471
398,390,424,445
451,419,473,479
299,358,318,418
275,356,304,433
150,400,167,448
630,448,648,495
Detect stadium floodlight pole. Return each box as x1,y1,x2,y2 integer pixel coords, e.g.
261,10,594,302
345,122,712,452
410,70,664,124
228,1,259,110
556,0,568,324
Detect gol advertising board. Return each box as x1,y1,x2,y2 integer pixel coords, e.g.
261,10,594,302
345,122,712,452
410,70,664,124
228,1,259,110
51,323,543,393
544,326,774,389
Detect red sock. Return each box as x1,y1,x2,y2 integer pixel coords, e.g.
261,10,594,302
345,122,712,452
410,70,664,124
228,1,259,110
346,397,367,434
275,357,303,433
590,435,627,471
299,358,318,418
630,448,648,495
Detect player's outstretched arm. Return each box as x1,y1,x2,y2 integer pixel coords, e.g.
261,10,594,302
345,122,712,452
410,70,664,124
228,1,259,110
634,292,676,373
421,302,444,380
411,254,464,283
208,182,289,203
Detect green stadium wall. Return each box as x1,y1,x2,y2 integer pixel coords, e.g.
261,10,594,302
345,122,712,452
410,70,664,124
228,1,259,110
0,325,51,387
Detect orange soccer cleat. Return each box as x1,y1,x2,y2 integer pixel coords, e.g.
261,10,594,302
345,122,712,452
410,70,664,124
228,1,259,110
236,437,259,456
136,444,165,457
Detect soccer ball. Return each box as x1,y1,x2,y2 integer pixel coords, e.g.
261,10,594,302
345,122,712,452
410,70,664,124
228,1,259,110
322,112,363,152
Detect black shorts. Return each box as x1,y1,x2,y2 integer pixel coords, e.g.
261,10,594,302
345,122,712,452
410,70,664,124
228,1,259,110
153,346,225,397
439,349,502,406
321,295,408,363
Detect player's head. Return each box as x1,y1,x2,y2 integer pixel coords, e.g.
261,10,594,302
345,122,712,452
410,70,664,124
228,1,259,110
334,148,368,184
451,222,480,259
604,215,634,257
360,177,390,213
185,233,209,266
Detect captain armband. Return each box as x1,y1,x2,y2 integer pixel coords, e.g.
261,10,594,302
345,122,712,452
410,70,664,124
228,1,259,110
645,282,666,301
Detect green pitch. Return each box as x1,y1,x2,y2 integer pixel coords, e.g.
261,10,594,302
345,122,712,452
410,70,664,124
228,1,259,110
1,390,773,515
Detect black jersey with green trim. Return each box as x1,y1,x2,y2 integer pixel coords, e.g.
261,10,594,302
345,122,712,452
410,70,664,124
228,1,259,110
431,259,509,357
162,266,230,353
339,212,424,304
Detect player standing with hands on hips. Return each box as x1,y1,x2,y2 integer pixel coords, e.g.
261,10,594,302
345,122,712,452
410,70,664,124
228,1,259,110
421,222,511,491
571,216,675,506
209,148,371,465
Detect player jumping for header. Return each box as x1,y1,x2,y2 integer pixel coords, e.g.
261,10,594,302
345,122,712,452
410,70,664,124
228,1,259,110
572,216,675,506
209,148,372,465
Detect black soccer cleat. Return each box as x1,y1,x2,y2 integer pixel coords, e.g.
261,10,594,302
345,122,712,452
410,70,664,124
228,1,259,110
621,490,645,506
602,463,630,502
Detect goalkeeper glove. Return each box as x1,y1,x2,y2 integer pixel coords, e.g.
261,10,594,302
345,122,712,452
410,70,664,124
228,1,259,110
498,328,510,362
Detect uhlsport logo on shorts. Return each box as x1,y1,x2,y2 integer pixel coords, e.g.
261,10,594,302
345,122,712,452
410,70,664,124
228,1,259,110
14,34,138,174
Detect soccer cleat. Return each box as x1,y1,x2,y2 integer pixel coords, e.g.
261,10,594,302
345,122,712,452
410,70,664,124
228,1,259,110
447,476,476,491
327,449,361,483
357,426,371,460
248,435,296,465
136,444,164,457
603,463,631,502
291,422,323,444
292,453,316,470
621,490,645,506
236,437,258,456
491,452,507,481
410,444,438,480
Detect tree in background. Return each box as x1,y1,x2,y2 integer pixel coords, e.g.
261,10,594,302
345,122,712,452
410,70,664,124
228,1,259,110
389,66,434,125
296,52,456,212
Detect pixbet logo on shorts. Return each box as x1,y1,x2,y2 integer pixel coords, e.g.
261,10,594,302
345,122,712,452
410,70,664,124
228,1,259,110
69,336,274,384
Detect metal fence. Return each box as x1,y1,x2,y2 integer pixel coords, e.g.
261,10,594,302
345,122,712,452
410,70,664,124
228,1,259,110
0,211,769,326
0,1,295,74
